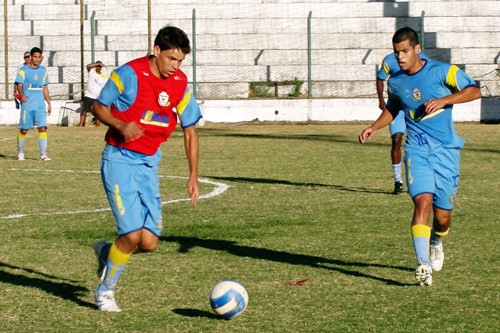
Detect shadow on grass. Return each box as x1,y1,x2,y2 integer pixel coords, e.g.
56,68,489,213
0,262,94,308
205,175,394,195
172,308,220,319
161,236,414,287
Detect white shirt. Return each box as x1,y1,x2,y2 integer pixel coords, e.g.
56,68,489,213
85,68,109,99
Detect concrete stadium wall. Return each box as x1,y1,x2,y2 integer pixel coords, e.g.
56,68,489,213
0,97,496,127
1,0,499,122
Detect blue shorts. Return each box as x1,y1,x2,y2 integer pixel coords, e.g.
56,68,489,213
19,106,47,129
404,148,461,210
101,155,163,237
389,110,405,136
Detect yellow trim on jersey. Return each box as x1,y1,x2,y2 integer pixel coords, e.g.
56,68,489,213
446,65,460,91
110,71,124,94
411,224,431,239
176,89,191,116
382,62,390,76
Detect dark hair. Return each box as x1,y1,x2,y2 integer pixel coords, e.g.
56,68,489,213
392,27,420,46
30,47,43,55
154,25,191,54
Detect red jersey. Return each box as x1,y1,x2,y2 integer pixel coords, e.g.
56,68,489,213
105,56,188,155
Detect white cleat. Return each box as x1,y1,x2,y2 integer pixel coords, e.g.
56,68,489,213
430,242,444,272
18,153,25,161
415,262,433,286
95,290,121,312
40,154,51,161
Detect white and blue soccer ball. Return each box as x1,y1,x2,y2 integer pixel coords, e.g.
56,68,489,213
209,280,249,319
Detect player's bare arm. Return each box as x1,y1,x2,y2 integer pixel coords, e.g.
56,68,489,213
43,85,51,115
183,125,200,207
359,108,394,144
376,79,387,111
17,83,27,103
424,86,481,114
92,101,144,142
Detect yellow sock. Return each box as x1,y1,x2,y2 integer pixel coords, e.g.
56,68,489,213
411,224,431,263
435,229,449,237
107,242,132,279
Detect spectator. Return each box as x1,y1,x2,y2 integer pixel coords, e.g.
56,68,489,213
80,61,109,127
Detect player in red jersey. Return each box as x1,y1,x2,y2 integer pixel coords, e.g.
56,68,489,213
91,25,202,312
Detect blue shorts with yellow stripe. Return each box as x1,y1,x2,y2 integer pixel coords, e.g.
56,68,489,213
19,106,47,129
100,145,163,237
404,147,461,211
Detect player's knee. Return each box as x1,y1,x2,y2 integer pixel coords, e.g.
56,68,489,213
433,211,451,230
391,133,403,146
137,244,157,253
413,195,433,211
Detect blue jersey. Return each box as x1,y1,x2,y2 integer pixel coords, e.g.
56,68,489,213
377,52,430,81
386,61,478,152
15,64,49,111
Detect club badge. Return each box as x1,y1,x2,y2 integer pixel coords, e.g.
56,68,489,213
412,88,422,102
158,91,170,107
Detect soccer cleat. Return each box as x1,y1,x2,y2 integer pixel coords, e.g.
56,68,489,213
415,262,433,286
393,181,403,194
93,240,109,282
430,242,445,271
40,154,51,161
95,289,121,312
18,153,25,161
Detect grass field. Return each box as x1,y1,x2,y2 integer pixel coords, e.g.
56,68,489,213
0,122,498,333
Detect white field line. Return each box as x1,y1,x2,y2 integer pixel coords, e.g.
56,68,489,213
1,169,229,219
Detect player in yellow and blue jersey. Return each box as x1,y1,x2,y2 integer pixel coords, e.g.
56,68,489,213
360,27,480,286
376,51,430,195
15,47,52,161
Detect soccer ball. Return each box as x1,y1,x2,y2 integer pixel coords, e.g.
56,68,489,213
209,280,249,319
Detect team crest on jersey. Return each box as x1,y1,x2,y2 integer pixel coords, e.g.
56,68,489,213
412,88,423,102
33,74,39,81
158,91,170,107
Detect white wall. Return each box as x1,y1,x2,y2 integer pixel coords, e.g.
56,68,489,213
0,97,494,127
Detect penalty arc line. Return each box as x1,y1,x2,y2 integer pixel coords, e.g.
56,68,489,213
1,169,229,219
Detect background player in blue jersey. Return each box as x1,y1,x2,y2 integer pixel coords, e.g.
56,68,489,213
91,26,202,312
376,52,430,195
360,27,480,286
15,47,52,161
14,51,31,110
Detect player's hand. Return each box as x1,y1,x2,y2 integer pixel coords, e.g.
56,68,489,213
46,104,52,116
424,98,445,115
116,121,144,142
20,95,28,103
378,100,386,111
359,126,377,144
186,176,199,207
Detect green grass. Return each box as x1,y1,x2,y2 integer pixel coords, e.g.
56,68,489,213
0,122,498,332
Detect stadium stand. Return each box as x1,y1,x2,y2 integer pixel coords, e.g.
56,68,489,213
0,0,498,123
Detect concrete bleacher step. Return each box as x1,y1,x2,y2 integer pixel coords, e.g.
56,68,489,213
2,0,499,101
